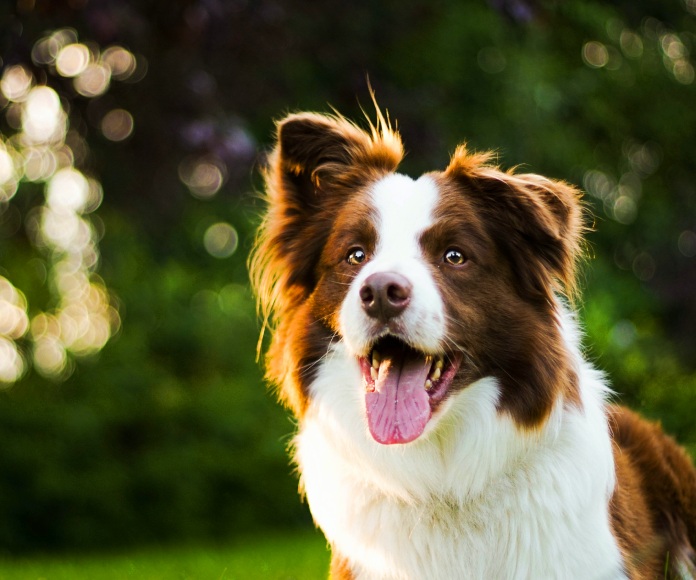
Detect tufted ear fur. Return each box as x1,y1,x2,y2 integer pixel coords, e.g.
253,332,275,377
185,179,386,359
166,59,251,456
277,112,403,192
250,111,403,346
445,145,586,306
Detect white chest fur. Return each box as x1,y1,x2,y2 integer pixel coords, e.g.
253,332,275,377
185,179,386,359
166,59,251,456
294,343,626,580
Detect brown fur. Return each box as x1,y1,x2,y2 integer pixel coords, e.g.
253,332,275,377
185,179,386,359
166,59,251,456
609,405,696,578
444,145,586,306
427,172,583,428
329,551,354,580
250,108,696,578
250,111,402,415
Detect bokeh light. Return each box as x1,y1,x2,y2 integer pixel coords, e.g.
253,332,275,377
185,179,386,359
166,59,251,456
0,141,19,202
22,146,58,181
0,28,140,385
178,157,226,198
203,222,238,258
0,337,24,384
660,31,694,85
0,65,33,101
102,46,137,80
582,41,609,68
31,37,56,66
583,134,663,233
22,86,65,144
56,43,90,77
0,277,28,384
101,109,134,141
0,145,15,185
0,277,29,340
613,196,637,225
32,334,68,378
74,63,111,97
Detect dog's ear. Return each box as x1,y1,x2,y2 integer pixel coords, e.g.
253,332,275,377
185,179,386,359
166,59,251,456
252,112,403,329
446,145,585,305
275,112,403,201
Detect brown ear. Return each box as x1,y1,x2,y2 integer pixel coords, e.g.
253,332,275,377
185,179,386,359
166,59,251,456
251,112,403,330
278,113,401,186
446,145,585,305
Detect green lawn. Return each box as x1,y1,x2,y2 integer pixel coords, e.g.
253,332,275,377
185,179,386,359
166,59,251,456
0,530,330,580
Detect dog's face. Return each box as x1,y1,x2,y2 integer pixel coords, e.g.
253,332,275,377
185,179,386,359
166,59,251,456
252,111,584,445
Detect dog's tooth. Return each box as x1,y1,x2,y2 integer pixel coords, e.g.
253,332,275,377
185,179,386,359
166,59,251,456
431,366,441,381
425,379,432,391
372,351,380,368
370,366,378,381
435,358,444,370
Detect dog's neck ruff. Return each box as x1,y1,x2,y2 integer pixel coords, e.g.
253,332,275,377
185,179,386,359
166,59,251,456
294,312,626,580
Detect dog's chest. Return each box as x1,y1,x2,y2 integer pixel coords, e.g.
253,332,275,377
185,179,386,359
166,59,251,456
296,415,626,580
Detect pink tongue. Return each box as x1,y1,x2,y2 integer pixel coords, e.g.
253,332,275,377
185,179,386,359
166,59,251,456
365,353,432,445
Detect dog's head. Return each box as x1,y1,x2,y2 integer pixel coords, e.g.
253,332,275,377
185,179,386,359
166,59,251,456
252,110,585,444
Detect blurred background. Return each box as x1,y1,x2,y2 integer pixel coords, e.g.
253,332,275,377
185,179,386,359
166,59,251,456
0,0,695,558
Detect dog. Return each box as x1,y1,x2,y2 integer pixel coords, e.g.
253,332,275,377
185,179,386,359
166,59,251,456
250,108,696,579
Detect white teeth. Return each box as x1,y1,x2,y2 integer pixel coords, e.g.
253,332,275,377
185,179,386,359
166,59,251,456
372,351,380,369
431,366,441,381
370,366,378,381
425,379,432,391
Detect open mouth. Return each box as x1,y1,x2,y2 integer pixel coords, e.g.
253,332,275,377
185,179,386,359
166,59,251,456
358,336,461,445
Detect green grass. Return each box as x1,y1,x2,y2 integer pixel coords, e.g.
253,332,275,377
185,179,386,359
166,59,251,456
0,529,330,580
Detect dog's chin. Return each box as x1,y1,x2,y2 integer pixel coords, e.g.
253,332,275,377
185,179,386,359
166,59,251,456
355,335,462,445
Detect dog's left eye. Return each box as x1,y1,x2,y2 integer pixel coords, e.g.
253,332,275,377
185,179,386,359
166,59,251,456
346,248,366,266
444,248,467,266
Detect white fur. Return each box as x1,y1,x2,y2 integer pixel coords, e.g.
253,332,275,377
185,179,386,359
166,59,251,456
295,314,626,579
294,174,627,579
339,174,445,356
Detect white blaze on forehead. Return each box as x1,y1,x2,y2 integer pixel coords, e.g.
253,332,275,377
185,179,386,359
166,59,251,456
370,173,439,259
338,172,446,355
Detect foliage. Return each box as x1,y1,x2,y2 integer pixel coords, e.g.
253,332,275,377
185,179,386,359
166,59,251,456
0,0,694,554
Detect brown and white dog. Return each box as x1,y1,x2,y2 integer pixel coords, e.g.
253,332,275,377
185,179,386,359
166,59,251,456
250,109,696,579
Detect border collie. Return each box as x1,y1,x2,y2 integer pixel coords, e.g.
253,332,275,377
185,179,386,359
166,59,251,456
250,109,696,579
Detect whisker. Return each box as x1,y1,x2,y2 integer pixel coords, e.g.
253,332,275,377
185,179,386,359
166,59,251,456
299,333,341,373
442,314,471,332
440,334,482,375
306,312,335,326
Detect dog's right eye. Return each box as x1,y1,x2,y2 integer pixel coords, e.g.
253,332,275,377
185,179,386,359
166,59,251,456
346,248,366,266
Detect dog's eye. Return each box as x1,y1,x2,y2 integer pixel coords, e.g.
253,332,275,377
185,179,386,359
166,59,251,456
444,248,467,266
346,248,366,266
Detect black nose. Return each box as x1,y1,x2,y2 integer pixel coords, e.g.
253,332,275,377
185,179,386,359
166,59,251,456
359,272,412,322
